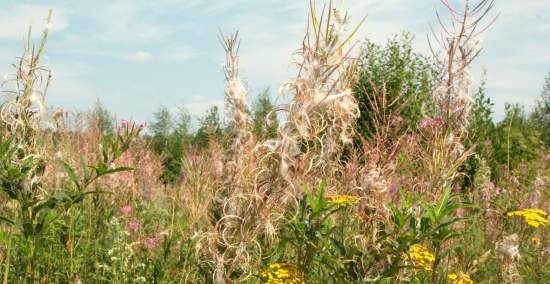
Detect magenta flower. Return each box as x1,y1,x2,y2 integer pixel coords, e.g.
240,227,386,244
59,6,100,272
128,219,140,232
143,237,159,250
121,119,128,128
120,205,132,215
345,161,357,172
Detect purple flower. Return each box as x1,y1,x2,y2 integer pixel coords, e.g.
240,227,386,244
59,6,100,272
128,219,140,232
121,119,128,128
388,182,398,194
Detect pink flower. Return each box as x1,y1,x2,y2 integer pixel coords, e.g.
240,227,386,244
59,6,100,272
143,237,159,250
191,155,202,163
390,115,403,126
121,119,128,128
417,117,445,129
138,123,145,129
128,219,140,232
345,161,357,172
120,205,132,215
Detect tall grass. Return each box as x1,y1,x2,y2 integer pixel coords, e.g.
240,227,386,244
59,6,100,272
0,1,548,283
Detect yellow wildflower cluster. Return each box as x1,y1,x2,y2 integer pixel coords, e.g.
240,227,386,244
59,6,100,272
326,194,359,207
447,272,474,284
507,208,548,228
403,244,435,271
260,263,303,284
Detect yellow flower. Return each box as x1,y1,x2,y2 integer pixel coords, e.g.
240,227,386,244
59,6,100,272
326,194,359,207
447,272,474,284
507,208,548,228
403,244,435,271
261,263,303,284
531,237,540,245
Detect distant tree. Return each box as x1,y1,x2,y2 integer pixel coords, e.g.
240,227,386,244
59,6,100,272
492,103,543,179
149,106,173,153
91,99,114,134
149,106,186,185
251,89,278,140
194,106,222,149
462,75,495,187
353,33,435,141
530,73,550,147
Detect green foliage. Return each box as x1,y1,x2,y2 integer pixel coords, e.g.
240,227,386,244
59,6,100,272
353,33,434,141
252,89,278,140
463,76,495,188
492,104,543,179
193,106,223,149
149,105,192,184
91,100,114,135
530,73,550,147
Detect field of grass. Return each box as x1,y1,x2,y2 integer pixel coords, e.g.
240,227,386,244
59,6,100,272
0,1,548,283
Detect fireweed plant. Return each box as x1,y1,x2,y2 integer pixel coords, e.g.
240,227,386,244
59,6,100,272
0,1,549,283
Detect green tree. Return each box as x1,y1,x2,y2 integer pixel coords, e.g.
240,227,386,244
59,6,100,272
530,73,550,147
90,99,114,134
251,89,278,140
492,104,543,179
193,106,222,149
463,75,495,188
149,106,185,184
353,33,435,141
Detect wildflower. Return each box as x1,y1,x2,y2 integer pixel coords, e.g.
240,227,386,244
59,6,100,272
143,237,159,250
326,194,359,207
507,208,548,228
447,272,474,284
121,119,128,128
120,205,132,215
388,182,398,194
391,115,403,126
417,117,445,129
403,244,435,271
127,219,140,232
345,161,357,172
260,263,303,284
531,237,540,245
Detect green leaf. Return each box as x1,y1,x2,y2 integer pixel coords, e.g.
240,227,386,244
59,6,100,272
59,160,81,190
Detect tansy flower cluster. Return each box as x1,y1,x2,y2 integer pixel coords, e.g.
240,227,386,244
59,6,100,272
326,194,359,207
447,272,474,284
403,244,435,271
507,208,548,228
260,263,303,284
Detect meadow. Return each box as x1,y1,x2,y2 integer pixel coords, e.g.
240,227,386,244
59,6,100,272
0,1,548,283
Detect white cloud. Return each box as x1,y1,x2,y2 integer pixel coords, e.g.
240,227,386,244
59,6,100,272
0,4,68,39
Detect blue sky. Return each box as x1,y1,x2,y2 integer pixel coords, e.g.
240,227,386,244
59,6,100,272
0,0,548,125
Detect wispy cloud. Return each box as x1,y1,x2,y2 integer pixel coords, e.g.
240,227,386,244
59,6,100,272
124,51,154,62
0,4,68,39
